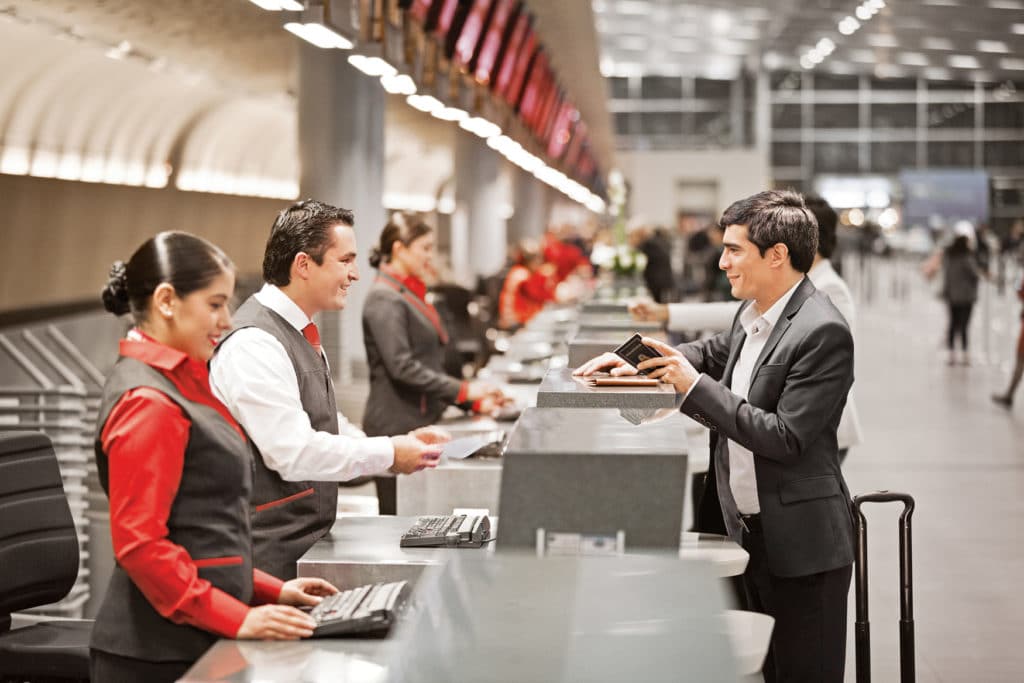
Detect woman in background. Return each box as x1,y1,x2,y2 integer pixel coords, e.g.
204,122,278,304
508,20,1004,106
363,214,506,513
941,234,981,365
92,232,336,682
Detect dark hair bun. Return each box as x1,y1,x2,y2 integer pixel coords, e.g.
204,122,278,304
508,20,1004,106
101,260,131,316
368,246,383,269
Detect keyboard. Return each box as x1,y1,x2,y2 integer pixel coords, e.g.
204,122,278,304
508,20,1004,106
400,514,491,548
308,580,408,638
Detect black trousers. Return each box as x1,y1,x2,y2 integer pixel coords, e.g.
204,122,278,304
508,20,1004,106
947,302,974,350
741,517,852,683
90,649,192,683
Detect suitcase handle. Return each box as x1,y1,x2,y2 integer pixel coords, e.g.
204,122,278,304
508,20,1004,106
852,490,916,683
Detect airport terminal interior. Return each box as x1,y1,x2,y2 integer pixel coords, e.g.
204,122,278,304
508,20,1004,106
1,0,1023,681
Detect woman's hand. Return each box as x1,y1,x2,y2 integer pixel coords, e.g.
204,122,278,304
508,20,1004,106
278,577,338,607
635,337,700,394
237,605,316,640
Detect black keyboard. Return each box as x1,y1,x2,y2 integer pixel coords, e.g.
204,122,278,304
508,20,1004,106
308,580,407,638
400,514,491,548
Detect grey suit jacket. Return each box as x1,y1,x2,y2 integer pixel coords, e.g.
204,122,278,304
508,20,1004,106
361,273,463,437
681,277,856,578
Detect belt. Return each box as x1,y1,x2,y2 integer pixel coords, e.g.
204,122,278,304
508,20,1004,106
737,512,761,534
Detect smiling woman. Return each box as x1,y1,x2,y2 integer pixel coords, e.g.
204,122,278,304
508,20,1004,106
93,230,337,682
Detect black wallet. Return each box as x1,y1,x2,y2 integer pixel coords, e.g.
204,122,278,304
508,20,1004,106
613,333,663,374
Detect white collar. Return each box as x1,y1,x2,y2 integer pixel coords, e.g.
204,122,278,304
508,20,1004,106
254,283,313,333
739,277,803,336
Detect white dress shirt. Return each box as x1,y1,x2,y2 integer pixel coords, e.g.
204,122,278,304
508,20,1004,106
686,278,802,514
210,284,394,482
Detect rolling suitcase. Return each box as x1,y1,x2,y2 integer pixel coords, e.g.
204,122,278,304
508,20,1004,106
853,491,916,683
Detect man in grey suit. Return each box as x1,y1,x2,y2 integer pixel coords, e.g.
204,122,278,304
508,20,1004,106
577,190,855,682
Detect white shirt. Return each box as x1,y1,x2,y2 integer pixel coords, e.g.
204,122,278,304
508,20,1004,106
687,278,803,514
210,284,394,482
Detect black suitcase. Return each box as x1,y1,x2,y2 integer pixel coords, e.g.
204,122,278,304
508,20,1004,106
853,491,916,683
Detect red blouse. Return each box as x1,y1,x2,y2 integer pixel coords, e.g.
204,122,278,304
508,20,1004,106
100,330,284,638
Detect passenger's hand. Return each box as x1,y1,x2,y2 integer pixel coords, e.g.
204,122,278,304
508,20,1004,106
572,352,634,377
237,605,315,640
389,435,442,474
278,577,338,607
411,425,452,445
628,298,669,322
636,337,700,394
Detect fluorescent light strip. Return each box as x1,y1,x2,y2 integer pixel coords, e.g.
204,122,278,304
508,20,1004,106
283,22,353,49
348,55,397,78
248,0,304,10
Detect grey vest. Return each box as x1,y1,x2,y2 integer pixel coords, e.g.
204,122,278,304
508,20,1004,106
92,357,254,663
221,295,339,580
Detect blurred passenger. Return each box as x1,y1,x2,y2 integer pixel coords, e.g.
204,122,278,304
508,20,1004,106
210,201,444,579
542,227,590,282
992,274,1024,407
498,239,555,328
93,232,337,682
627,216,675,303
363,213,507,513
941,234,981,365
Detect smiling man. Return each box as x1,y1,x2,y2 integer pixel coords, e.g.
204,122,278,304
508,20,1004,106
210,200,445,581
576,190,856,683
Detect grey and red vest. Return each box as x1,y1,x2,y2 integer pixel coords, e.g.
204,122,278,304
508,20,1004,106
220,296,339,580
91,357,254,663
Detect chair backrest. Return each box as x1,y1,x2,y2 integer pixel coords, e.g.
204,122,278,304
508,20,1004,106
0,431,79,624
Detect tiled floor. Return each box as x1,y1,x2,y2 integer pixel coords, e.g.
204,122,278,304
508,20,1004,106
840,260,1024,682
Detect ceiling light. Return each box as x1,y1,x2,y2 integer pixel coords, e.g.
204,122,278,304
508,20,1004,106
381,73,416,95
988,0,1024,9
247,0,304,10
923,37,954,50
948,54,981,69
1000,58,1024,70
856,5,873,20
977,40,1009,53
347,55,397,77
284,22,353,49
406,94,443,113
709,10,733,34
800,55,815,69
838,17,860,35
431,106,468,122
817,38,836,55
1013,24,1024,34
923,67,952,80
458,117,502,139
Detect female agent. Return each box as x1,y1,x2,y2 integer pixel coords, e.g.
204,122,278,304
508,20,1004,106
91,232,336,682
362,214,505,513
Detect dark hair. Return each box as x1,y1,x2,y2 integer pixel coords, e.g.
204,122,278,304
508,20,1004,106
368,212,434,269
101,232,234,322
262,199,355,286
946,234,971,256
718,189,819,273
803,194,838,259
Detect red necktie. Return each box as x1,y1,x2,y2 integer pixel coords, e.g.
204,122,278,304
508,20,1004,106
302,322,322,356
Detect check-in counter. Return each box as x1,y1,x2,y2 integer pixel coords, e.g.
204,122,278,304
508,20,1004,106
567,327,668,368
536,366,680,410
576,311,662,333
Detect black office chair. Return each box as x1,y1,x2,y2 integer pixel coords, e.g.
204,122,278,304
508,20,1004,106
0,431,92,681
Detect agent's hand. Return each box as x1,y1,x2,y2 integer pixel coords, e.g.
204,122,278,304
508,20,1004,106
237,605,316,640
466,380,500,402
572,351,635,377
411,425,452,445
389,435,442,474
628,298,669,322
278,577,338,607
635,337,700,394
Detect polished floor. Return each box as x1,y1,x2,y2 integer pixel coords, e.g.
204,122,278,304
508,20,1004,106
840,258,1024,682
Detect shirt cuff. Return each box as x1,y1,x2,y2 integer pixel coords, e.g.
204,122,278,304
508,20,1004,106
365,435,396,469
252,569,285,605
